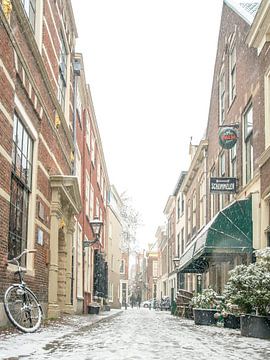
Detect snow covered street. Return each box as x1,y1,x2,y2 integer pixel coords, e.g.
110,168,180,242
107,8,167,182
0,308,269,360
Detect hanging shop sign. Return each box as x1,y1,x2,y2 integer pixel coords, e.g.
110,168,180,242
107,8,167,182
210,177,237,193
218,127,238,149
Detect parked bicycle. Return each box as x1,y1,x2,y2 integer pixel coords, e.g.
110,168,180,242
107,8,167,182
4,249,43,333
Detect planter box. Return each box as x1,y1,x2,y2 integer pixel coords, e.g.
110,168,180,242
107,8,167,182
224,314,240,329
240,315,270,340
88,304,100,315
193,308,218,326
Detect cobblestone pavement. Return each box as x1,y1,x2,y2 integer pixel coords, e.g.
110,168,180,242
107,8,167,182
0,308,269,360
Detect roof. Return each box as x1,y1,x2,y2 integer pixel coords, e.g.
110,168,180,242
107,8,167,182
224,0,262,24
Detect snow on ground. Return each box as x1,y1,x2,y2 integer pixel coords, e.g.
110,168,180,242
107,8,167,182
0,308,269,360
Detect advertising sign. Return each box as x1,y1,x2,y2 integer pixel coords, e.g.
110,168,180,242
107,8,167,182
210,177,237,193
219,127,238,149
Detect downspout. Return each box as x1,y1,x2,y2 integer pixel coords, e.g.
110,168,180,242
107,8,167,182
71,57,81,307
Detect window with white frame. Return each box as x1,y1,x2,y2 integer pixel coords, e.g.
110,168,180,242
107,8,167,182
230,143,237,177
97,160,101,186
86,113,90,151
120,259,125,274
187,199,191,240
199,176,206,228
229,39,236,103
9,114,33,265
91,132,95,166
219,152,226,177
90,184,94,220
58,33,67,110
181,193,184,215
181,228,184,255
192,191,196,234
219,69,225,124
153,260,158,277
85,171,90,217
76,146,81,192
21,0,36,31
176,233,180,257
210,166,216,218
219,152,226,210
108,282,113,302
244,104,253,184
76,85,82,124
96,198,100,218
177,196,181,220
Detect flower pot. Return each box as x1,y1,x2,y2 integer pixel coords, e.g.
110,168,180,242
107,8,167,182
193,308,218,326
240,315,270,339
223,314,240,329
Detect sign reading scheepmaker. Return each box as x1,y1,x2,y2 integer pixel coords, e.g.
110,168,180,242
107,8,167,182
210,177,237,193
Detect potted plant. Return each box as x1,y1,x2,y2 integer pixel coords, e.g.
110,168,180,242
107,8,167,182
220,304,241,329
224,248,270,339
191,288,220,326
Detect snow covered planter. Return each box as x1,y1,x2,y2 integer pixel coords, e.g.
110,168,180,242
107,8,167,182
191,288,219,326
224,248,270,339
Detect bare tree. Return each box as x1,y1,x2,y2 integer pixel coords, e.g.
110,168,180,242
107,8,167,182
120,192,142,252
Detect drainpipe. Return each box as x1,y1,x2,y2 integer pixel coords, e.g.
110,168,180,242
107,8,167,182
72,58,81,175
71,56,81,306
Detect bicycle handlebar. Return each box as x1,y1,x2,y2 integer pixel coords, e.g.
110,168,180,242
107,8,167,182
7,249,37,264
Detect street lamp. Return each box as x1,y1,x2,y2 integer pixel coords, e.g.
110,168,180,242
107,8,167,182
83,216,103,248
173,257,181,270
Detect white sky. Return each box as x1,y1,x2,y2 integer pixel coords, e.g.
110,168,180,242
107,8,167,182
72,0,224,250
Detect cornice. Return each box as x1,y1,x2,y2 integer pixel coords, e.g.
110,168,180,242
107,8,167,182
246,0,270,53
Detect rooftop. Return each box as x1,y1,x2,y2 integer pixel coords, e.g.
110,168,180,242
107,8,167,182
225,0,262,24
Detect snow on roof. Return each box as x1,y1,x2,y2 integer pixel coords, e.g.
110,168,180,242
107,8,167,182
224,0,262,24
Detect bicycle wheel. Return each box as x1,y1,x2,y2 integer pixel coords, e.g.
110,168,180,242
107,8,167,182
4,285,42,333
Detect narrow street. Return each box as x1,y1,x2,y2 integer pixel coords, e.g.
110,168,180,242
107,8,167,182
0,309,269,360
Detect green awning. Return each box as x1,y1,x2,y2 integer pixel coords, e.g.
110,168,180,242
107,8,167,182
178,198,253,273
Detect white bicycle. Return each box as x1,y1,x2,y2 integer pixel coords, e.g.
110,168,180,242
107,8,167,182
4,249,43,333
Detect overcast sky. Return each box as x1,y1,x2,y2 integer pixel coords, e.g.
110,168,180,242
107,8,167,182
72,0,224,249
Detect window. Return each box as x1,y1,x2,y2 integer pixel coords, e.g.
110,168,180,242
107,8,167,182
230,143,237,177
76,86,82,125
181,193,184,215
21,0,36,31
199,176,206,228
76,146,81,192
120,259,125,274
9,114,33,265
58,34,67,110
244,105,253,184
181,228,184,255
85,171,90,217
176,233,180,257
187,199,191,240
192,191,196,234
86,113,90,151
219,70,225,124
153,260,158,277
229,41,236,103
96,198,100,218
108,283,113,302
210,166,216,218
219,152,226,177
177,196,180,220
97,159,101,186
90,185,94,220
91,132,95,166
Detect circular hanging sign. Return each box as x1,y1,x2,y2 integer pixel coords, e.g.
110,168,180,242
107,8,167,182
218,127,238,149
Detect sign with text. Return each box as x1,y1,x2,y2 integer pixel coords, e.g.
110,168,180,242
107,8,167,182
210,177,237,193
219,127,238,149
